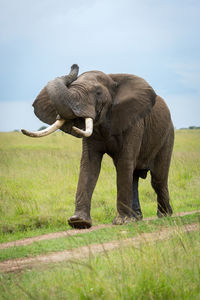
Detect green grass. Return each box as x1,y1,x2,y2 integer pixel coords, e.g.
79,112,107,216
0,129,199,299
0,130,200,235
0,224,69,244
0,229,199,299
0,213,198,262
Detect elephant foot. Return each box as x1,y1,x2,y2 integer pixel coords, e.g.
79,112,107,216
68,215,92,229
112,215,137,225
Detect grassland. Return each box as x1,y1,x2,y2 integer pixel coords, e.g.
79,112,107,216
0,129,200,299
0,130,200,237
0,228,199,299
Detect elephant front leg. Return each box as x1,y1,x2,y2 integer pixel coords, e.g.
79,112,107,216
68,141,103,229
112,158,136,225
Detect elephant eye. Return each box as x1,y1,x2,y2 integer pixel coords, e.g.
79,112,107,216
96,88,102,96
94,84,102,97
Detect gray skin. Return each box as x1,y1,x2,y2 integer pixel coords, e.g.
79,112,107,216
32,64,174,228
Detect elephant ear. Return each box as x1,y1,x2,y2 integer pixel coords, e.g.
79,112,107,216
109,74,157,135
33,87,57,125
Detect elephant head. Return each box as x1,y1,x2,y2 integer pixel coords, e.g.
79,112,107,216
21,64,156,138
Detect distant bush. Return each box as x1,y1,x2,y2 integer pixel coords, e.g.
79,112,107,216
180,126,200,130
189,126,200,130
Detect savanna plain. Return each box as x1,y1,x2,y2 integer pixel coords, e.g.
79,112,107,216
0,130,200,299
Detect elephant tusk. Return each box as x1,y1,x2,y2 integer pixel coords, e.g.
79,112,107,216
21,119,66,137
72,118,93,137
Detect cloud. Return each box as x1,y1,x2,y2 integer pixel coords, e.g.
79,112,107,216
0,0,199,129
0,0,91,42
167,94,200,128
2,0,198,54
172,63,200,94
0,101,43,132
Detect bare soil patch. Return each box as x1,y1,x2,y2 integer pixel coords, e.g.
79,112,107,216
0,210,199,250
0,223,199,273
0,224,110,250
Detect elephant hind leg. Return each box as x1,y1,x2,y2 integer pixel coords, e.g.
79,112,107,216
132,172,143,220
150,135,174,217
151,178,173,217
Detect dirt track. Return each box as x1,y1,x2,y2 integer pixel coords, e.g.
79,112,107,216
0,210,199,250
0,210,199,273
0,223,198,273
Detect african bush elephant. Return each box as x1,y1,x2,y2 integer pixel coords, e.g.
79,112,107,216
22,64,174,228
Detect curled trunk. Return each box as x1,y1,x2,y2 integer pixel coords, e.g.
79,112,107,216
60,64,79,86
33,64,79,122
22,64,95,138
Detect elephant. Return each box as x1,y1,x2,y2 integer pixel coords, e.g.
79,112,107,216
22,64,174,229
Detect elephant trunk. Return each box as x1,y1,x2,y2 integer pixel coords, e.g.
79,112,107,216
46,64,96,121
46,64,79,120
61,64,79,86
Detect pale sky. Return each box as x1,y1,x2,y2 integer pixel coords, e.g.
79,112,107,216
0,0,199,131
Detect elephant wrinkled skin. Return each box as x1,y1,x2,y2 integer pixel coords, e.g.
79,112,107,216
22,64,174,229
